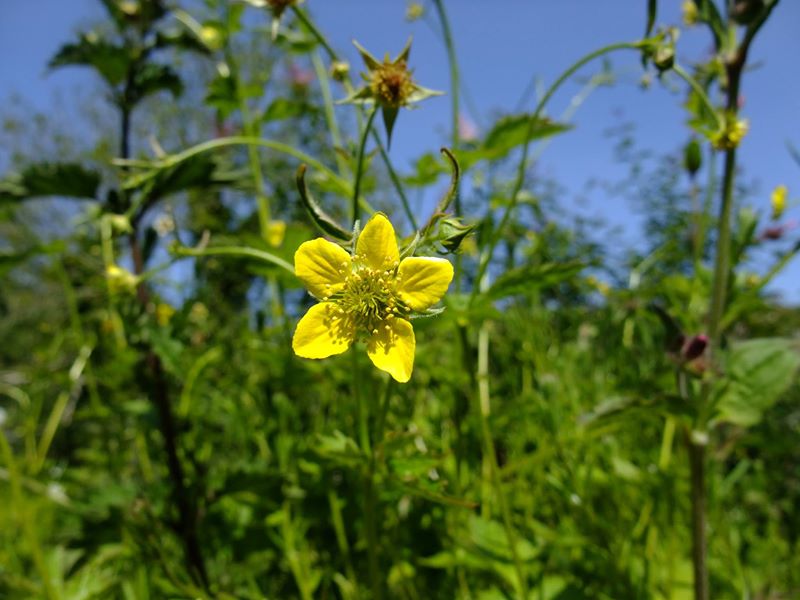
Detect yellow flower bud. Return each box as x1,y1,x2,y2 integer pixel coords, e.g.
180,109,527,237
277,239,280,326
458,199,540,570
771,185,787,221
266,220,287,248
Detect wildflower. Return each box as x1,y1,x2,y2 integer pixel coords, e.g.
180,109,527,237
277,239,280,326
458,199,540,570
771,184,787,220
288,63,313,90
330,60,350,83
106,264,138,293
153,213,175,237
458,113,479,143
292,213,454,382
242,0,303,40
156,303,175,327
710,113,749,150
341,39,442,144
405,2,425,21
266,220,287,247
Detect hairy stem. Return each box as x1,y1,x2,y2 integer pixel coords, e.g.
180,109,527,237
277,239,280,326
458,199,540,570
353,106,378,227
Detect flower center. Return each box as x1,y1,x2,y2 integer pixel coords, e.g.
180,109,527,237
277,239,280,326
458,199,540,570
335,261,403,334
370,62,414,108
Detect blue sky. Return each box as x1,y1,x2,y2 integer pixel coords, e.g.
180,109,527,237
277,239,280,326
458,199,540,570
2,1,799,300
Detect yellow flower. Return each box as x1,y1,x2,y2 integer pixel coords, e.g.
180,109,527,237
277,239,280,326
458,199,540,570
156,303,175,327
266,220,287,247
292,214,454,383
711,113,749,150
771,184,787,220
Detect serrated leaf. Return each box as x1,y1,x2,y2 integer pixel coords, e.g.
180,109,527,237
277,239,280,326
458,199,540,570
715,338,800,427
312,431,365,468
486,261,584,300
129,63,183,105
0,163,100,202
456,114,571,171
49,34,131,87
262,97,306,123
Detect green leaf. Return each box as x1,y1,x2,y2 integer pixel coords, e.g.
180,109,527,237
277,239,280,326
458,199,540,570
645,0,658,38
692,0,725,50
206,72,239,118
0,163,100,202
455,114,570,171
486,261,585,300
129,153,245,202
715,338,800,427
262,97,306,123
0,241,66,278
312,431,365,468
154,29,212,55
49,34,131,87
129,63,183,104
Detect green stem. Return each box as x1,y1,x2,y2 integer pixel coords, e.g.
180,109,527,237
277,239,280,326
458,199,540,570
364,378,392,600
117,136,351,199
673,65,722,130
371,131,419,230
477,318,529,599
172,244,295,274
0,431,59,600
706,146,737,349
224,9,272,238
431,0,460,173
353,106,378,227
311,51,349,176
472,41,642,299
293,6,417,230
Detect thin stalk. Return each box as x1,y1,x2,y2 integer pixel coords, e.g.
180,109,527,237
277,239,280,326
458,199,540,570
689,440,708,600
311,51,349,176
477,318,529,599
172,245,294,275
363,378,393,600
371,132,418,230
292,6,420,230
119,60,209,588
328,491,361,598
228,47,272,238
0,431,59,600
431,0,460,207
353,106,378,227
431,0,463,290
472,42,643,297
118,136,351,199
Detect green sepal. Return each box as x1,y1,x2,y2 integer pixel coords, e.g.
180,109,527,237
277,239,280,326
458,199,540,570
382,107,399,148
295,165,352,241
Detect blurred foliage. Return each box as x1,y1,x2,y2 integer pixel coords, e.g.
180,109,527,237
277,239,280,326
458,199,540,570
1,1,798,599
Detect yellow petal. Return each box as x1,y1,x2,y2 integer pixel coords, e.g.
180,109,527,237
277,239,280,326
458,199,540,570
356,213,399,271
396,257,454,311
295,238,351,298
366,318,415,383
292,302,355,359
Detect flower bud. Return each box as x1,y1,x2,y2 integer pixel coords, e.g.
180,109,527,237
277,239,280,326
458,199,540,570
330,60,350,82
681,334,708,361
405,2,424,21
438,217,475,254
683,138,702,177
731,0,765,25
771,185,787,221
682,0,699,26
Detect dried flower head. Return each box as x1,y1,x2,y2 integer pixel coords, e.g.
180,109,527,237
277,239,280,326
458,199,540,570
340,38,442,144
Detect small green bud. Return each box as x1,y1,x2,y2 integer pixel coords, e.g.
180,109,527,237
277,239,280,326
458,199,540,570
730,0,765,25
683,138,702,177
438,217,475,254
330,60,350,83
